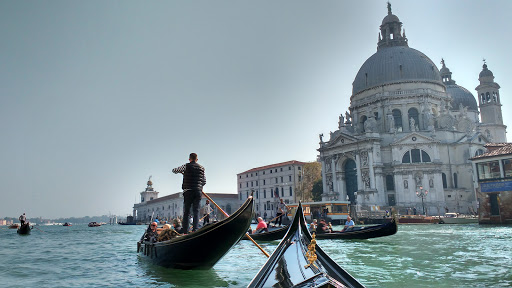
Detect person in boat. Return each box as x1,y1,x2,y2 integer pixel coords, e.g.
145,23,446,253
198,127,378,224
144,222,159,242
172,152,206,234
254,217,268,233
316,219,331,234
309,219,318,233
157,224,180,241
274,198,289,227
19,213,26,226
172,218,182,232
341,216,355,231
202,199,213,226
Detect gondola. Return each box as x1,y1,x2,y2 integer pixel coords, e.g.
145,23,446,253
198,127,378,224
138,195,254,270
315,218,397,240
17,223,31,235
248,202,365,288
243,225,288,241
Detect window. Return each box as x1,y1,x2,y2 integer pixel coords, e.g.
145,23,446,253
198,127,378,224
263,190,266,198
281,188,284,197
251,181,253,187
402,149,431,163
256,172,258,176
289,175,292,181
263,179,266,185
281,176,283,183
251,173,253,177
256,191,258,199
280,168,283,172
275,177,278,183
270,170,272,174
298,167,301,170
239,183,241,188
246,182,248,188
361,115,368,132
477,161,501,180
289,187,293,196
246,191,248,198
275,169,277,172
392,109,403,131
503,159,512,177
289,167,291,170
475,149,484,157
442,173,447,188
263,171,265,175
256,181,258,186
453,173,458,188
386,175,395,191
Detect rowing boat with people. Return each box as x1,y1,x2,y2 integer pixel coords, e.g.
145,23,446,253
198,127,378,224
137,195,254,270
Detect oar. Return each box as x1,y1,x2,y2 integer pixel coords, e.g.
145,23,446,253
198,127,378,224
199,210,213,222
201,191,270,258
33,226,46,233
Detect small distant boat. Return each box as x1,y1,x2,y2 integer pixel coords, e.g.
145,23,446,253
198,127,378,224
248,202,365,288
439,213,478,224
63,222,72,226
315,218,397,240
118,222,136,225
17,223,31,235
8,224,20,229
137,196,254,269
88,222,101,227
398,215,439,224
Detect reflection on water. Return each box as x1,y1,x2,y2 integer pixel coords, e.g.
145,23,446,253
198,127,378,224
140,260,229,287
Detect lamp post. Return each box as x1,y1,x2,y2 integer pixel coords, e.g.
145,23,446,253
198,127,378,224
416,186,428,215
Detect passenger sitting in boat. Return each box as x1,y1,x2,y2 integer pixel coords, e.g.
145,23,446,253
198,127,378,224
255,217,268,233
144,222,159,242
341,216,355,231
309,219,318,233
157,224,180,241
315,219,331,234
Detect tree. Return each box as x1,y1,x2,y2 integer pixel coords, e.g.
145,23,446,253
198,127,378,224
311,179,323,202
296,162,322,202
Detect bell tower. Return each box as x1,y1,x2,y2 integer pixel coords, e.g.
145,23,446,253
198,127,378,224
476,61,507,142
140,176,159,203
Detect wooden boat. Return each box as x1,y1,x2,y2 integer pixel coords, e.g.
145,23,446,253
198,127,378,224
248,202,365,288
245,218,397,241
315,218,397,240
63,222,72,226
398,215,439,224
17,223,31,235
88,222,101,227
137,195,254,270
243,225,288,241
8,224,20,229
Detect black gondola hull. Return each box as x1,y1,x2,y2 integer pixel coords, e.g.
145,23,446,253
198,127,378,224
315,218,397,240
242,225,288,241
248,202,365,288
138,196,254,270
17,223,31,235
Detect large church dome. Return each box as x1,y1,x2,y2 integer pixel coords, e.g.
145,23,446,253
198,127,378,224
351,4,442,96
352,46,442,95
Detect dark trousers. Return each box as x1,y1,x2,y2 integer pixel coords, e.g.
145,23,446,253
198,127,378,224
182,190,201,233
203,214,210,226
274,213,283,226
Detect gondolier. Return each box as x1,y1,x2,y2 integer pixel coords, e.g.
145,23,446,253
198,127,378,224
19,213,26,226
172,153,206,234
274,198,289,227
202,200,213,225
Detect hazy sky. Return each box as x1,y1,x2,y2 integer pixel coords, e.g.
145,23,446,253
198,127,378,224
1,1,511,219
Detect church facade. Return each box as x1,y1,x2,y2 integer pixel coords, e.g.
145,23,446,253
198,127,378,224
318,4,506,215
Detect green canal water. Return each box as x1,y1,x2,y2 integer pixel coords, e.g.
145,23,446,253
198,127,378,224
0,223,510,287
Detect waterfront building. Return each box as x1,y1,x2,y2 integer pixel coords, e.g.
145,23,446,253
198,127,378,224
132,178,239,223
317,4,507,215
470,143,512,224
237,160,306,220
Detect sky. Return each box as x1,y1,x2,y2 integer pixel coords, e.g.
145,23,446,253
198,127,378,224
1,0,511,219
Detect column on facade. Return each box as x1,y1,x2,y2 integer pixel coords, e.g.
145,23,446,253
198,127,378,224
368,151,375,189
331,156,338,195
355,153,363,191
321,158,327,195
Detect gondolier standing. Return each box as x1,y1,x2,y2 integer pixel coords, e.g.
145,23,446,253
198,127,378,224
274,198,289,227
172,153,206,234
202,199,213,226
19,213,26,226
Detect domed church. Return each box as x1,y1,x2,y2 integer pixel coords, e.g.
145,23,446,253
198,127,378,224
318,3,507,214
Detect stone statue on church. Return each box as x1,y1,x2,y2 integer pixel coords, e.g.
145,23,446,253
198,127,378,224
410,117,416,132
319,133,324,143
345,111,351,124
387,113,395,132
338,114,344,129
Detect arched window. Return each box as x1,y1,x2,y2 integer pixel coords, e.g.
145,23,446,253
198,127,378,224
442,173,448,188
492,92,498,102
408,108,419,130
361,115,367,132
386,175,395,191
402,149,432,163
481,93,485,104
486,92,490,103
392,109,403,131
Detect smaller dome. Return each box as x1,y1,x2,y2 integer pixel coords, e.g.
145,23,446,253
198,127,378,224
479,63,494,79
439,65,450,75
446,84,478,111
382,13,400,25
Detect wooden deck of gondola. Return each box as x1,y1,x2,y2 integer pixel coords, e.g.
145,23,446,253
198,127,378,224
138,196,254,270
247,202,365,288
